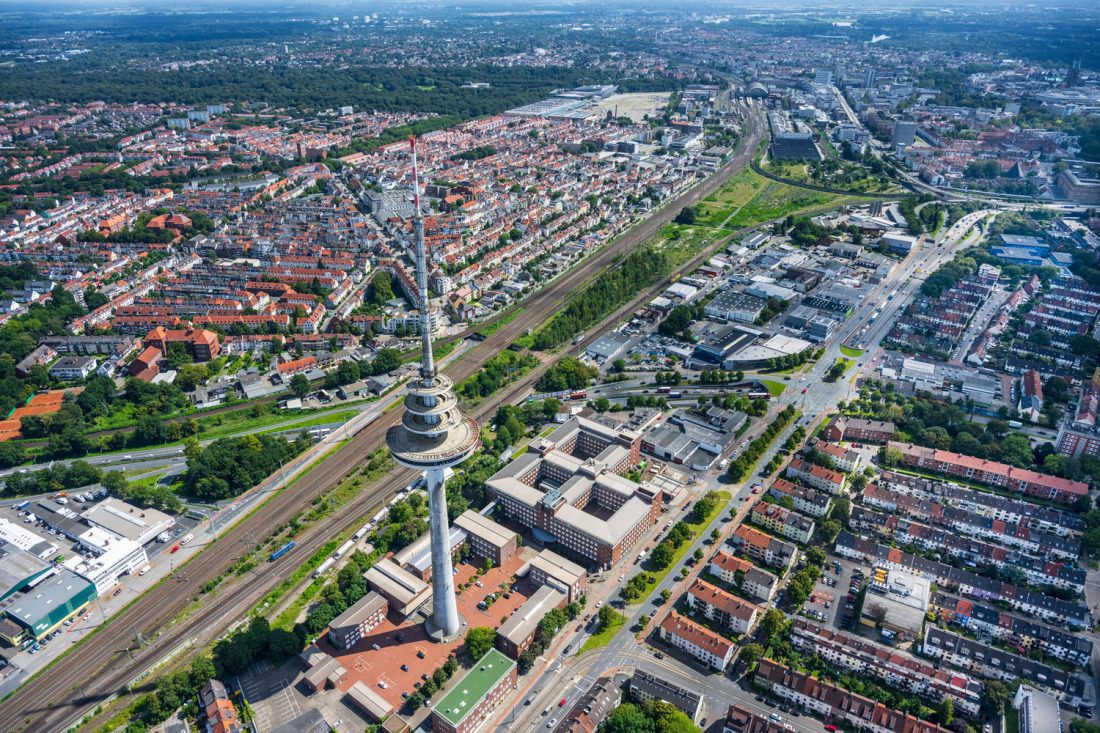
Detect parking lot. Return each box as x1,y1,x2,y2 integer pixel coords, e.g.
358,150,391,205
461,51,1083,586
801,556,864,631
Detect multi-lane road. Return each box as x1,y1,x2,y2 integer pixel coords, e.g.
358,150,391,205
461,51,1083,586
0,103,768,733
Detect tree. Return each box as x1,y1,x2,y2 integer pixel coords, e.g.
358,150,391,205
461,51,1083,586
612,359,626,373
805,546,826,567
816,520,841,544
739,643,765,665
464,626,495,662
937,698,954,727
650,541,674,570
289,373,310,398
674,206,697,225
981,681,1010,717
660,589,672,604
638,614,649,628
604,704,656,733
883,446,903,467
758,609,786,642
597,605,617,632
593,397,611,412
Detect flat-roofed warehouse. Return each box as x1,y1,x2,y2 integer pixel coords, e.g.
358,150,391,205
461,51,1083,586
364,558,431,618
82,498,175,546
0,543,96,642
452,511,518,567
585,332,632,363
496,585,566,658
346,681,394,722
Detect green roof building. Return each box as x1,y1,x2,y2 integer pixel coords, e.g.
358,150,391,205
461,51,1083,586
431,648,517,733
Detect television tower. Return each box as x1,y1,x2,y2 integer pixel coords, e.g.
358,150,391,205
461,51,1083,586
386,136,480,641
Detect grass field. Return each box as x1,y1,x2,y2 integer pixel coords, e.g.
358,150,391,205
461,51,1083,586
699,168,873,232
579,609,627,654
475,308,522,338
839,346,864,358
650,223,725,268
759,379,787,397
259,410,360,435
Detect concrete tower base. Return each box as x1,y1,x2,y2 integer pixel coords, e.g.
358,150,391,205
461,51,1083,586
425,610,468,645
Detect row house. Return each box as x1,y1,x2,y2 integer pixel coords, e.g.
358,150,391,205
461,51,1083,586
657,612,735,670
788,619,982,715
929,591,1092,665
709,551,780,602
942,485,1085,537
886,441,1088,504
722,705,792,733
768,478,832,518
866,488,1080,561
849,505,1082,572
922,626,1086,704
277,356,318,379
730,525,798,574
750,501,815,544
785,458,846,495
685,579,761,635
754,659,953,733
834,532,1090,628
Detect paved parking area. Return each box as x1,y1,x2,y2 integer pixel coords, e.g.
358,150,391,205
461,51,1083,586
801,555,864,630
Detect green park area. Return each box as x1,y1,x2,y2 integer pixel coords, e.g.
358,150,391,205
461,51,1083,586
839,345,864,358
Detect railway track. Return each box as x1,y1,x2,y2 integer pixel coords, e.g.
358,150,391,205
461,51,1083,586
0,107,765,733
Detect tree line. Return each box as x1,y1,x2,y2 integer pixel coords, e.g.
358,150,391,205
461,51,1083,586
727,404,798,481
532,247,669,350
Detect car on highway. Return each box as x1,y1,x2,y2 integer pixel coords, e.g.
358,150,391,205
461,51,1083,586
547,720,556,729
559,699,567,707
801,388,807,394
170,544,180,553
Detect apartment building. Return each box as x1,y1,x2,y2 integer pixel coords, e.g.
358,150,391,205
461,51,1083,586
887,441,1088,503
686,578,761,635
768,479,831,518
629,671,704,725
755,659,953,733
922,626,1086,704
731,525,798,573
49,356,97,381
487,416,659,568
750,501,815,544
658,612,735,670
496,585,566,659
852,501,1081,564
326,591,388,650
709,550,779,602
809,439,861,473
786,458,847,495
822,416,895,443
144,326,221,361
789,619,982,715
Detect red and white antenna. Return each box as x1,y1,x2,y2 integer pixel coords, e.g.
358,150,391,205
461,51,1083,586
409,135,422,214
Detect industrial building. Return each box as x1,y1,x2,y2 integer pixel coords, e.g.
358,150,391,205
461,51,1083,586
641,408,746,470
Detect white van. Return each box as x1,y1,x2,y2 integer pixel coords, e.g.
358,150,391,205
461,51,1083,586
139,564,151,576
180,533,194,545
